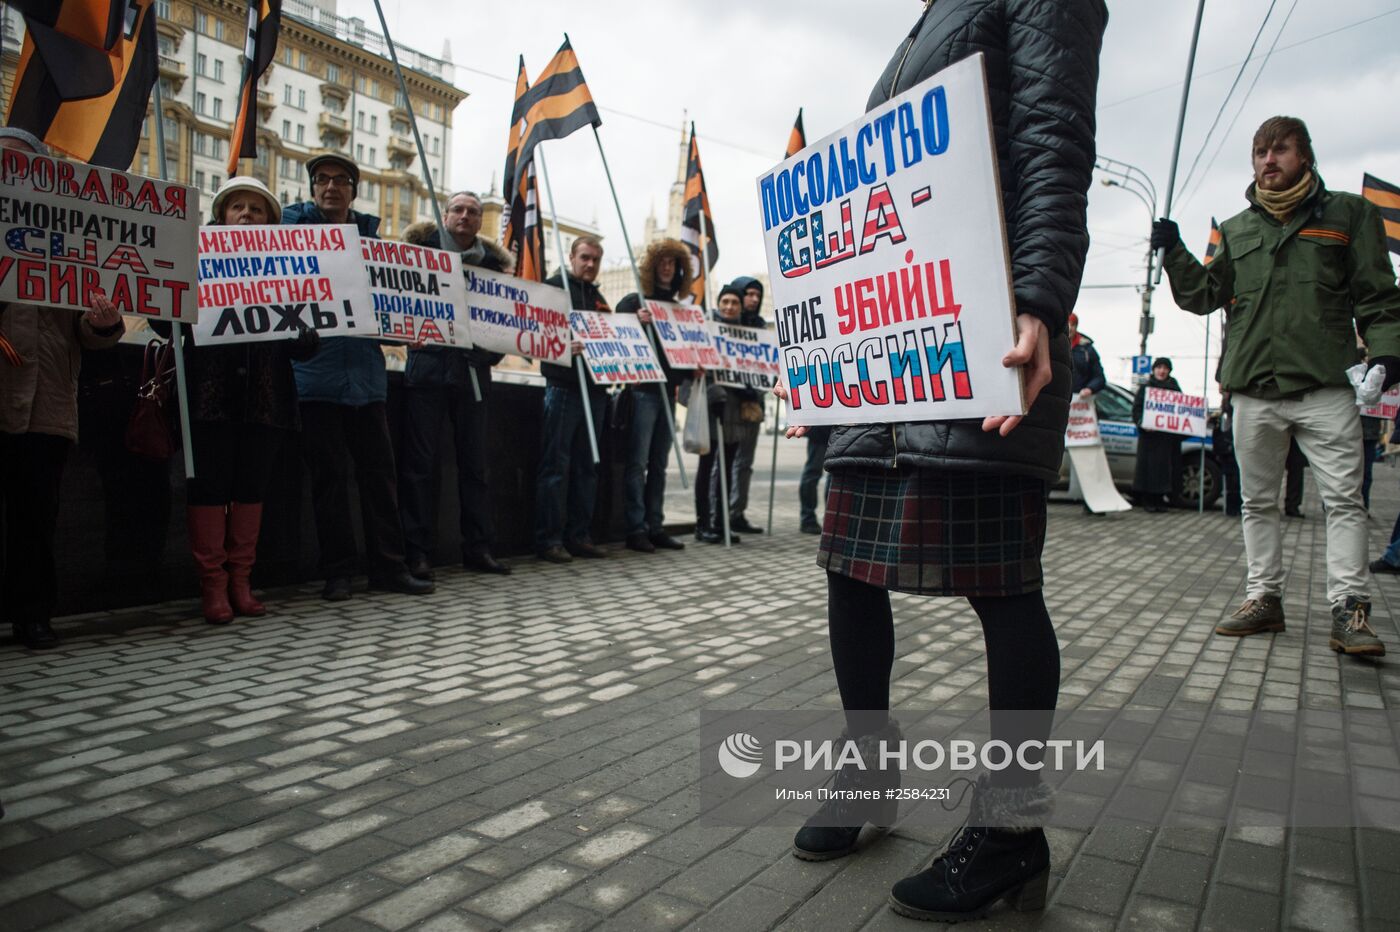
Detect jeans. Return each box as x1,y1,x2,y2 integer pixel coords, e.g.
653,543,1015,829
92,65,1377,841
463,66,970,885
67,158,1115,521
728,419,761,519
399,382,494,560
799,433,829,524
623,388,672,536
1233,388,1368,604
534,385,605,551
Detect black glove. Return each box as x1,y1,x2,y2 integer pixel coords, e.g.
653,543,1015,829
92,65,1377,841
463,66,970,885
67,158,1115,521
1372,355,1400,391
291,325,320,360
1150,218,1180,252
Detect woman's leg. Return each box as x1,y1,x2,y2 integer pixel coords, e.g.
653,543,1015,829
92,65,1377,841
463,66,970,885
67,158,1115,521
827,571,895,737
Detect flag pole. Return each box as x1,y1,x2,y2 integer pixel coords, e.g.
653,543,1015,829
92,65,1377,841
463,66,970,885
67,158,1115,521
589,124,688,490
1200,313,1209,513
1155,0,1207,284
369,0,481,403
150,70,196,480
695,174,732,548
536,146,601,464
766,394,780,533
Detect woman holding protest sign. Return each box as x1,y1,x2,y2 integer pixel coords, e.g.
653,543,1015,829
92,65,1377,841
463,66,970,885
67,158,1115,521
1132,358,1183,513
159,177,318,625
688,285,748,545
773,0,1108,922
0,128,126,649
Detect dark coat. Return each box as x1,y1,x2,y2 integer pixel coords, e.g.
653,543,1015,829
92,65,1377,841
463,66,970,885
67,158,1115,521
615,238,692,389
826,0,1106,483
1132,375,1182,496
541,271,611,397
401,223,512,392
1071,335,1106,395
156,322,318,430
282,202,388,406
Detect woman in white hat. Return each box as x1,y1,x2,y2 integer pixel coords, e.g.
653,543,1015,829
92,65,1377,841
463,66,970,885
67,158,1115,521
175,176,318,624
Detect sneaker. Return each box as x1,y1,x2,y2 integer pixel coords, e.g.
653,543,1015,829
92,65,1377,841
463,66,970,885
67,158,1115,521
1216,595,1285,636
649,533,685,551
565,539,608,559
537,546,573,564
625,533,656,553
1370,559,1400,576
1330,597,1385,656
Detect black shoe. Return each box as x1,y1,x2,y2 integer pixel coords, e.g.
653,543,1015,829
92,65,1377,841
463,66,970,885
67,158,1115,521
463,548,512,575
1285,508,1304,518
625,533,656,553
537,545,573,564
565,539,608,559
649,533,685,551
793,721,902,861
321,576,352,602
1371,559,1400,575
800,519,822,535
406,553,435,581
889,827,1050,921
697,527,742,544
368,570,435,595
731,517,764,534
14,619,60,650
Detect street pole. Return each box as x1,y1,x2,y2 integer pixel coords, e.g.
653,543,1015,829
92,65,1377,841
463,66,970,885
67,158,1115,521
1200,313,1209,513
1155,0,1208,285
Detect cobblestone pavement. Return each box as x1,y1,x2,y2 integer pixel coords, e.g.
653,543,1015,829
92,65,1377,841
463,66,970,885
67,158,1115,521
4,447,1400,931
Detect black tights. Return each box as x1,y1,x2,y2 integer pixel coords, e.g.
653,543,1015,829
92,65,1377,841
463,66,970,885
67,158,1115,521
826,572,1060,784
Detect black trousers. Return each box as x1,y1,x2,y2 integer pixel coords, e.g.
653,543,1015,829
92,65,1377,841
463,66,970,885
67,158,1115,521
299,401,407,579
186,421,285,506
695,441,739,531
398,384,493,560
0,431,70,625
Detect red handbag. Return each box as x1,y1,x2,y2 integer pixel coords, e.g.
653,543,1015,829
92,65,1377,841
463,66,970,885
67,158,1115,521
124,339,177,461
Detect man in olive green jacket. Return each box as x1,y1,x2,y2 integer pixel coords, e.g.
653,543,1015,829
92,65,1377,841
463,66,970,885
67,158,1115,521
1153,116,1400,657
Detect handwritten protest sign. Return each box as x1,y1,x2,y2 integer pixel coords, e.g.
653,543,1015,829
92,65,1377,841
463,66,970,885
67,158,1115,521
1362,385,1400,420
192,224,365,344
0,149,197,320
361,238,468,346
713,322,781,391
569,310,664,385
1143,387,1207,438
648,299,721,369
463,266,571,364
1065,395,1102,447
756,53,1022,427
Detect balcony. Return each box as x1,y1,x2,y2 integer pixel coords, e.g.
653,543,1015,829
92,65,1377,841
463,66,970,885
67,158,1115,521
387,134,416,166
321,82,350,104
318,112,351,141
257,90,275,122
390,105,413,126
158,55,188,92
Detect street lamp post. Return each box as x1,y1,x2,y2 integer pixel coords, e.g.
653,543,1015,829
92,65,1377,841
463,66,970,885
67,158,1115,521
1097,157,1158,357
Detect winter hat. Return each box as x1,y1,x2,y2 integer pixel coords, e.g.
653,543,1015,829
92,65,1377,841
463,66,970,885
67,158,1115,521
211,176,280,223
305,152,360,188
1152,357,1173,372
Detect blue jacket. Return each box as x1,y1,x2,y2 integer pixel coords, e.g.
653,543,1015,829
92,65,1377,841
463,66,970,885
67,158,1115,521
283,202,387,406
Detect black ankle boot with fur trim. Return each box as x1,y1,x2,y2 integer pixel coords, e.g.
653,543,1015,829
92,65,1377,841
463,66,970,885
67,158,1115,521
791,718,903,861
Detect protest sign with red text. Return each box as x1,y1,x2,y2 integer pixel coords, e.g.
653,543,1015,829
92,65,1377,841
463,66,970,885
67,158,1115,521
1143,387,1208,438
713,322,781,391
361,238,469,346
462,266,571,365
570,309,664,385
648,299,722,369
1362,386,1400,420
1065,396,1102,447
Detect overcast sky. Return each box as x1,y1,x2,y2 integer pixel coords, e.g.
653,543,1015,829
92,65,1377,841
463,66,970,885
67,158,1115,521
342,0,1400,398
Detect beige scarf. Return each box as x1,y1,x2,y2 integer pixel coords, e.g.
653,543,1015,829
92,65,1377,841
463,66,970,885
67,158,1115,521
1253,170,1314,222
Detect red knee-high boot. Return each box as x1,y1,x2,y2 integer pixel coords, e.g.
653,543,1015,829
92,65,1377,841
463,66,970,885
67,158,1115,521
187,506,234,624
226,502,267,617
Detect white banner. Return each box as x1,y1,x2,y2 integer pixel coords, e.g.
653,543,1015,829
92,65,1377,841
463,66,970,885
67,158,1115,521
569,309,665,385
713,321,782,391
757,53,1023,427
463,266,572,365
1144,387,1208,438
193,224,366,344
1065,395,1102,447
362,238,469,347
648,299,722,369
0,149,198,321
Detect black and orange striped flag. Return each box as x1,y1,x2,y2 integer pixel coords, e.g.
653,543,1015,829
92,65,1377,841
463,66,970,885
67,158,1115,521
680,122,718,306
502,57,546,282
227,0,282,177
1363,173,1400,256
1203,218,1221,265
786,108,806,159
511,36,601,195
6,0,158,168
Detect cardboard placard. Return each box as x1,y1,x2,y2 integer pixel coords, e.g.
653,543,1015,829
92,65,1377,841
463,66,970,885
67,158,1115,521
361,238,469,346
569,309,665,385
463,266,572,365
1065,395,1102,447
1144,387,1208,438
712,321,782,391
648,299,722,369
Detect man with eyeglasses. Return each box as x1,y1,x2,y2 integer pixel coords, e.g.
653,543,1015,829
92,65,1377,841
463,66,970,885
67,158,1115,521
397,193,516,581
283,153,434,601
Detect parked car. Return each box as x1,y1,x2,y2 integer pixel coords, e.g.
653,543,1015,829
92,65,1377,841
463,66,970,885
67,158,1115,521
1056,382,1221,509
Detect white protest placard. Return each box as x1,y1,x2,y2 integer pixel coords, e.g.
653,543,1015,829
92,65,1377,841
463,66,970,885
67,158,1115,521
648,299,722,369
1362,385,1400,420
361,238,468,346
1144,387,1208,437
713,322,781,391
756,53,1022,427
193,224,366,344
0,148,198,320
569,309,665,385
1065,395,1102,447
463,266,572,365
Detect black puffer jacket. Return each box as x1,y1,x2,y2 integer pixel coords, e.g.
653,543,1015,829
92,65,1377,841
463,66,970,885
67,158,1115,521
825,0,1106,483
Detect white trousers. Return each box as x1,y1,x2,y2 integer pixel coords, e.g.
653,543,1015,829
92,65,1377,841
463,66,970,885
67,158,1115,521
1232,387,1368,605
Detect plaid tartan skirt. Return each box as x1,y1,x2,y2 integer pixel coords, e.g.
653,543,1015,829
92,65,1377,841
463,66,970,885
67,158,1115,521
817,467,1049,597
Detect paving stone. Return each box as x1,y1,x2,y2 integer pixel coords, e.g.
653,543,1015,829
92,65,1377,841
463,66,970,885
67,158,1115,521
1201,883,1282,932
465,861,588,922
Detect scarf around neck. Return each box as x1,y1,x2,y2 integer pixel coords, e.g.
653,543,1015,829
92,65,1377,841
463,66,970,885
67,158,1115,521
1253,170,1315,223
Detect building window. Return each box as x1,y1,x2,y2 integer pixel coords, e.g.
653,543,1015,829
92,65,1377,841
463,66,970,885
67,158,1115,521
282,120,291,138
213,98,223,119
327,63,340,83
195,92,207,115
211,174,221,192
214,19,224,41
297,89,306,110
356,144,364,161
355,75,366,92
369,115,377,134
156,0,171,17
283,84,293,104
369,79,379,96
299,51,308,70
283,46,293,66
214,60,224,82
195,11,207,33
192,133,206,156
296,125,304,144
195,170,205,190
196,53,207,76
368,147,375,165
356,111,365,131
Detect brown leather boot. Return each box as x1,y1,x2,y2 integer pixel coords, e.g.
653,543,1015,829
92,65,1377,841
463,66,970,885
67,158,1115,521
226,503,267,617
187,506,234,625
